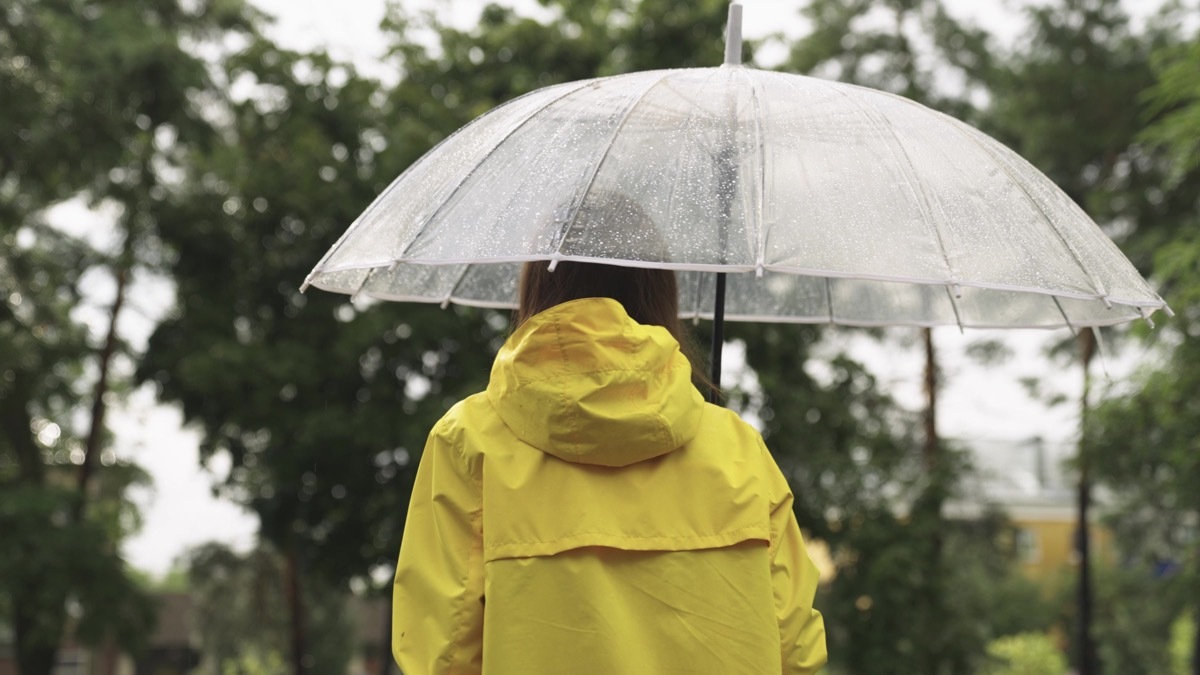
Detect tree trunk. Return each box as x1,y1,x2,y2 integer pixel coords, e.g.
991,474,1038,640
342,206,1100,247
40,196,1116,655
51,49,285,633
922,327,938,471
380,593,394,675
14,592,61,675
285,543,309,675
915,326,945,674
1077,328,1098,675
74,261,128,521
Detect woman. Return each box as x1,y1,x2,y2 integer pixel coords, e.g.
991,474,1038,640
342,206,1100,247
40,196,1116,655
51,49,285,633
392,196,827,674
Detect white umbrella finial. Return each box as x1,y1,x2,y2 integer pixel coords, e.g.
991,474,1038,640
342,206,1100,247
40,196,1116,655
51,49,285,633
724,3,743,66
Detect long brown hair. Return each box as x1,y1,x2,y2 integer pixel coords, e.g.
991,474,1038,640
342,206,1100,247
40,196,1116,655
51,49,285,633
515,189,714,394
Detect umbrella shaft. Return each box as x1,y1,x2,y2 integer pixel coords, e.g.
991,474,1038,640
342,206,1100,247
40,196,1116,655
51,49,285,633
709,272,727,403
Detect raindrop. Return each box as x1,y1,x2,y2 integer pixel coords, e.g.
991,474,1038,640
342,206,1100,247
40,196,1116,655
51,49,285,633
279,384,297,401
468,47,484,64
319,166,337,182
805,408,821,424
253,197,269,212
100,449,117,466
69,448,85,465
331,143,349,162
331,484,347,499
222,198,241,215
7,292,21,306
335,305,355,322
497,47,513,62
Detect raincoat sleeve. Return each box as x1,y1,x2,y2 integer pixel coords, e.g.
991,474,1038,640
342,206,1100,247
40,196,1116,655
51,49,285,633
763,441,828,673
392,416,484,674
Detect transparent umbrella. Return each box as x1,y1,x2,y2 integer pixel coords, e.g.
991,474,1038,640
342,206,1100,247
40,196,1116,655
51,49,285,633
303,3,1169,368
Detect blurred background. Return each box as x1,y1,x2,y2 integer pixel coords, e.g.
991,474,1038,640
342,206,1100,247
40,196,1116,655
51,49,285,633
1,0,1197,673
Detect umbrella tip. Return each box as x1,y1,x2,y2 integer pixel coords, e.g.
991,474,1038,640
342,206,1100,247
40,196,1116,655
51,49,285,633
1138,307,1156,329
724,3,743,66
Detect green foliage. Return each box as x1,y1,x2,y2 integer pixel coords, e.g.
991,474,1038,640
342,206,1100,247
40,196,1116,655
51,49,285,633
981,632,1068,675
1,0,255,670
1141,40,1200,186
186,542,353,675
1093,565,1190,675
138,30,507,588
0,485,157,655
1170,613,1196,675
221,648,287,675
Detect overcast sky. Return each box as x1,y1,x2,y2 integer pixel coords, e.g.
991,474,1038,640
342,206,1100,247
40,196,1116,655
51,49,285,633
114,0,1180,576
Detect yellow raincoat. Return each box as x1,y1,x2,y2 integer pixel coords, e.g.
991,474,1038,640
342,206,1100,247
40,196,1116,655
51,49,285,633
393,297,827,674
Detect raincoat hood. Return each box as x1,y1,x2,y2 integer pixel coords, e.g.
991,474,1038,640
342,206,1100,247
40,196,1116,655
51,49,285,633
486,297,704,467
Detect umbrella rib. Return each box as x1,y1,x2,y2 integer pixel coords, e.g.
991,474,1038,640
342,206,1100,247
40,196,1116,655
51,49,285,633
348,265,379,303
943,286,965,333
551,71,677,259
879,91,1116,307
661,69,728,250
802,78,964,309
390,79,602,264
741,68,768,275
824,277,835,324
438,263,473,308
1052,296,1079,335
303,80,590,290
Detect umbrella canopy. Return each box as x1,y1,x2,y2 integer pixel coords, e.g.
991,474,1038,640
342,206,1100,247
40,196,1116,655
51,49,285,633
303,62,1168,331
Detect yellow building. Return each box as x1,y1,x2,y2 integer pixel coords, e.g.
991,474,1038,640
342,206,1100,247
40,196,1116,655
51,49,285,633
1006,501,1115,581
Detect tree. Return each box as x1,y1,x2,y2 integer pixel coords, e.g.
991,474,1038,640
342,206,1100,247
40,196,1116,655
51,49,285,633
1,0,252,670
1084,28,1200,675
968,2,1200,673
184,542,354,675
